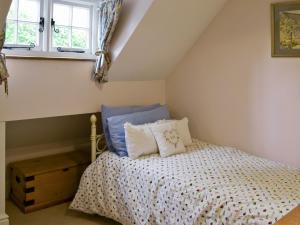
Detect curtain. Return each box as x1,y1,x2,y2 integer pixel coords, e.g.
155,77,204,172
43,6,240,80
0,26,9,95
93,0,123,83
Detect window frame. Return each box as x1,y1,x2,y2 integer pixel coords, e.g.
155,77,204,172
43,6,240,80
49,0,94,54
3,0,98,60
5,0,44,51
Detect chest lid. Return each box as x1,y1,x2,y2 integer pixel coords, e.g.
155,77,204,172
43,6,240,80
9,150,90,177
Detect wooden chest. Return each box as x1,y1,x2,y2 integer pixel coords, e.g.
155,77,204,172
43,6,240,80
9,150,90,213
275,205,300,225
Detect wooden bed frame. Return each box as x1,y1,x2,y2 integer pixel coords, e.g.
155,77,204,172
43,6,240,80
89,115,299,224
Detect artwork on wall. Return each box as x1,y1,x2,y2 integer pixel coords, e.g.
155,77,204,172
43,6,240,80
272,2,300,57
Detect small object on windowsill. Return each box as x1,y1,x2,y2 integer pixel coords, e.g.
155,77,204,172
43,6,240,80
57,47,85,53
4,43,35,51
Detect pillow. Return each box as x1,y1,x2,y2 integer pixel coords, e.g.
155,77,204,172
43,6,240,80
151,122,186,157
158,118,192,146
124,123,158,159
107,105,170,156
101,104,161,153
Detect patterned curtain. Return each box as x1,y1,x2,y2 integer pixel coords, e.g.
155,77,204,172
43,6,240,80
0,26,9,95
93,0,123,83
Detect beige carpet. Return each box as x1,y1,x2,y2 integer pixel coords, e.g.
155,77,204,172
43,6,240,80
6,201,121,225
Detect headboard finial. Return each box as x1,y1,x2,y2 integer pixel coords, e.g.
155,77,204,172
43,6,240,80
90,114,107,162
90,114,97,124
91,114,97,162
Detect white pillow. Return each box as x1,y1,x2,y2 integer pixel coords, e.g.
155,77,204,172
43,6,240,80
158,118,192,146
124,123,158,159
151,122,186,157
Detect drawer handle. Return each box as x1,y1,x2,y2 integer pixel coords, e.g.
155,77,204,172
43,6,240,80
25,176,35,182
24,200,35,206
24,187,35,193
62,168,69,172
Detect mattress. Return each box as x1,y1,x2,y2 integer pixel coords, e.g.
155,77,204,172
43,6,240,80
70,139,300,225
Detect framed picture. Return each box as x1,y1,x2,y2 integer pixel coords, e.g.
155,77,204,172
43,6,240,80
272,2,300,57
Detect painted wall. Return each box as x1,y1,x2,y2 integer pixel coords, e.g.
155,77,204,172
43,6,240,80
166,0,300,167
0,59,165,122
5,113,96,162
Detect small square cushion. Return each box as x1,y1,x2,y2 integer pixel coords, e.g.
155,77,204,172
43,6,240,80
151,122,186,157
158,118,192,146
107,105,170,156
101,104,160,153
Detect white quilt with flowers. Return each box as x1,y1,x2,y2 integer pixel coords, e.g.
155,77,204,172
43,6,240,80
70,140,300,225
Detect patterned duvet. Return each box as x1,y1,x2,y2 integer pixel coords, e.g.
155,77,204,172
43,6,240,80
70,140,300,225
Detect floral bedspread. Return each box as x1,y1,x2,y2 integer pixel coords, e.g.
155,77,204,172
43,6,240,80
70,140,300,225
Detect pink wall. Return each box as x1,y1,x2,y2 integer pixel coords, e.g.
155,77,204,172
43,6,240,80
166,0,300,167
0,59,165,121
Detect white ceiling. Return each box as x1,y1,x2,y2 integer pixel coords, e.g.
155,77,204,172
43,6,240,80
108,0,229,81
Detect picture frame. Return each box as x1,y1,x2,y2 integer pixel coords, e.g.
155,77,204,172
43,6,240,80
271,2,300,57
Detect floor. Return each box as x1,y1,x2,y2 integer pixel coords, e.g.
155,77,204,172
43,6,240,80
6,201,121,225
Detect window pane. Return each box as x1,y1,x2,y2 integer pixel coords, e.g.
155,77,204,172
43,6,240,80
17,22,39,46
72,7,90,28
53,4,71,26
7,0,18,20
72,29,89,49
5,21,17,44
52,26,71,48
19,0,40,22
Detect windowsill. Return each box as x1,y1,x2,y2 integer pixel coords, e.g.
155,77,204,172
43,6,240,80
3,50,96,61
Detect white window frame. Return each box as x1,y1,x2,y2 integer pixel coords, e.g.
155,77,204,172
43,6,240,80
5,0,44,51
3,0,98,60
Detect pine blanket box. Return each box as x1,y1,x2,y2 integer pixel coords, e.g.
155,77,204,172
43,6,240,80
9,150,90,213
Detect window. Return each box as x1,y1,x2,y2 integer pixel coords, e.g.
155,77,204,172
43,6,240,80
51,2,91,51
6,0,42,50
4,0,97,59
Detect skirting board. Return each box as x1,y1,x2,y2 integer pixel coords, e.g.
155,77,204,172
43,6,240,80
0,214,9,225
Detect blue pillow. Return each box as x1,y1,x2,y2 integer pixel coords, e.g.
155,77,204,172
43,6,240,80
101,104,161,153
107,105,170,157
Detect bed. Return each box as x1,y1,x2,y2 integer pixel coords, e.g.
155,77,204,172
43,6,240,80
70,115,300,225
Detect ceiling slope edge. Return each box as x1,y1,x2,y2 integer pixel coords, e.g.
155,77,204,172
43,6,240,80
110,0,155,62
108,0,229,81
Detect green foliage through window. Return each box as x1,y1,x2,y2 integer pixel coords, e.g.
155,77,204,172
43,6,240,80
5,21,17,44
18,23,39,45
72,29,88,49
53,26,71,48
4,0,92,53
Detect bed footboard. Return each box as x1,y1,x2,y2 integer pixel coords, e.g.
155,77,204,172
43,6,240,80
90,114,107,162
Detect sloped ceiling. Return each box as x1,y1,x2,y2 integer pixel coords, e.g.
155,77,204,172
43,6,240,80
108,0,229,81
110,0,154,61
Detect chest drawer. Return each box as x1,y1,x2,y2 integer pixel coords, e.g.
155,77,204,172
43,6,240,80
10,150,90,213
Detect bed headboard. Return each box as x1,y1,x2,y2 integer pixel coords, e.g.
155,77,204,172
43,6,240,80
90,114,107,162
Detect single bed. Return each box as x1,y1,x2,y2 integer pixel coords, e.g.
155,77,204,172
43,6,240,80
70,115,300,225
